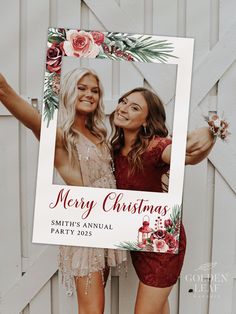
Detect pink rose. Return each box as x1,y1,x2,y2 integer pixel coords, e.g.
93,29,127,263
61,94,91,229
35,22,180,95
63,30,100,57
153,239,169,252
91,31,105,45
46,43,63,73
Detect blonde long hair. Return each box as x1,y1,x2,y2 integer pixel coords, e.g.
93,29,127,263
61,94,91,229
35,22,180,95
58,67,107,163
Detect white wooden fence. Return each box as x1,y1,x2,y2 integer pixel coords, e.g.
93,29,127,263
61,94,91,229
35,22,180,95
0,1,235,313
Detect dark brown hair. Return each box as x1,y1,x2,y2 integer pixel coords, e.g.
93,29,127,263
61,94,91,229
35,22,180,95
110,87,168,173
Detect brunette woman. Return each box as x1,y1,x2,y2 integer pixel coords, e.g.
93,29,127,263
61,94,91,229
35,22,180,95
111,87,214,314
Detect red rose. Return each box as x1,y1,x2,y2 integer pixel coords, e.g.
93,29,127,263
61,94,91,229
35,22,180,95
46,43,63,74
165,233,178,252
152,229,167,239
126,54,134,61
103,44,110,53
164,219,173,228
91,31,105,45
115,50,123,57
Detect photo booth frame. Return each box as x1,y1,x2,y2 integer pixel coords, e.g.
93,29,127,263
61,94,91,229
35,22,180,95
32,28,194,253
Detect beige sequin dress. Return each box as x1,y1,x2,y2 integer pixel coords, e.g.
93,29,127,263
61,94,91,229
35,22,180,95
58,133,127,295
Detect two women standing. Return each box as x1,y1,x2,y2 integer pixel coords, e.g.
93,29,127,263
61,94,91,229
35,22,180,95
0,68,214,314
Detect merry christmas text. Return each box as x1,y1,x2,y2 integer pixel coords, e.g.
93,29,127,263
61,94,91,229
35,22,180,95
49,188,170,219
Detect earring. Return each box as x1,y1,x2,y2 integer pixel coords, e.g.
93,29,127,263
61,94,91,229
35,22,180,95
143,125,147,135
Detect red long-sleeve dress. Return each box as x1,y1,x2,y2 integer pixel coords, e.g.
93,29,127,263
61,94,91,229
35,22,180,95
114,136,186,287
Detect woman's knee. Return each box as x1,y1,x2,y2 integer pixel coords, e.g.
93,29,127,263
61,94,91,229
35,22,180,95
134,282,172,314
75,273,105,314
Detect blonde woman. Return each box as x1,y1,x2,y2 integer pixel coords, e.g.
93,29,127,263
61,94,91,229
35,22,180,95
0,68,127,314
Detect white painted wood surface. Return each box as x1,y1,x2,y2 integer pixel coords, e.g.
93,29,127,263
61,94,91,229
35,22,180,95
0,1,235,314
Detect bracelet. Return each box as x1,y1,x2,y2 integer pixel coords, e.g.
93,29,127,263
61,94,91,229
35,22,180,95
204,114,230,141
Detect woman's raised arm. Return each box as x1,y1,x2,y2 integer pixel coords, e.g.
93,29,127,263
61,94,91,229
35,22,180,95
185,127,215,165
161,127,215,165
0,73,41,139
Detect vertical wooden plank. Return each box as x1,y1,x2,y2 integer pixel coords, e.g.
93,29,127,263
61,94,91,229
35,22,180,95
233,280,236,314
203,162,214,261
119,255,138,314
22,0,50,268
177,0,186,37
58,271,78,314
104,276,112,314
0,0,21,293
180,160,209,314
186,0,211,64
30,281,51,314
121,0,144,33
209,172,236,314
26,0,49,97
218,0,236,175
219,0,236,35
213,4,236,312
217,63,236,152
153,0,178,36
210,0,219,48
51,273,59,314
144,0,153,34
20,124,40,268
0,0,20,115
20,0,28,99
0,118,21,294
180,2,213,313
49,0,58,27
57,0,81,28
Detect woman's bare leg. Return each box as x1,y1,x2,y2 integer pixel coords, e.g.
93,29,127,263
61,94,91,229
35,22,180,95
75,271,105,314
162,300,170,314
134,281,173,314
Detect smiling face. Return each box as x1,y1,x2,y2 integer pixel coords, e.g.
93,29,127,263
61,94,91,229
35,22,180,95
75,74,100,114
114,92,149,131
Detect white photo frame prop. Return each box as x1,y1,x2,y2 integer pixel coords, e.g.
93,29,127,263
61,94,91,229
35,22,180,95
32,28,194,254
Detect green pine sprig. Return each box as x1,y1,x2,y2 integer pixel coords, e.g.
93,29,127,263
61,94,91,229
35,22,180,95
168,204,181,235
43,72,59,126
48,27,66,44
116,241,142,251
103,33,177,63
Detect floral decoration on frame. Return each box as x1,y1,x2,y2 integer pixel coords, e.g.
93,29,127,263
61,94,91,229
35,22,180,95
44,28,177,125
116,205,181,254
